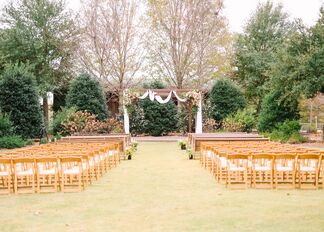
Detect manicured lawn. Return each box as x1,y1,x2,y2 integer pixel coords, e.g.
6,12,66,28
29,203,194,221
1,142,324,232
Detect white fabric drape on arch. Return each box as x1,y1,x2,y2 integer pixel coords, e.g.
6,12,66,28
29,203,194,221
123,90,203,134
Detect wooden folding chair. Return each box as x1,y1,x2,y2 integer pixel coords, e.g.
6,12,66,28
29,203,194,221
296,154,321,189
274,154,296,189
0,158,12,194
226,155,249,189
36,157,59,193
12,158,36,194
60,157,84,192
251,154,274,189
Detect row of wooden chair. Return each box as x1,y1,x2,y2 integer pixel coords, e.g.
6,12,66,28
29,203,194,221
0,142,121,194
200,141,324,189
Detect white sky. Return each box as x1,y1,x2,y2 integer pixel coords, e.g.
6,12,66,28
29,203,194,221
0,0,323,32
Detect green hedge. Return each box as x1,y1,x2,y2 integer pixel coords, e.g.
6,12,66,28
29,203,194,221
0,135,26,149
66,73,108,120
0,65,43,138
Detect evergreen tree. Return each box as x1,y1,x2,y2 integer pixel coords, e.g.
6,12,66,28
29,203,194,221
209,79,246,122
257,90,299,132
66,73,108,120
0,64,43,138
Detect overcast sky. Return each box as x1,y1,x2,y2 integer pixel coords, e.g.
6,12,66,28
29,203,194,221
0,0,323,32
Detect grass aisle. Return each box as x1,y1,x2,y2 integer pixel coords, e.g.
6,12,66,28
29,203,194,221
1,142,324,232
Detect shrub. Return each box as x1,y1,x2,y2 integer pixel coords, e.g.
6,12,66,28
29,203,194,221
203,118,219,132
266,120,306,143
0,64,43,138
66,73,108,120
209,79,246,122
140,99,177,136
52,107,77,135
0,135,26,149
129,103,148,136
257,90,299,132
0,112,13,136
59,111,123,136
176,106,196,135
223,107,256,132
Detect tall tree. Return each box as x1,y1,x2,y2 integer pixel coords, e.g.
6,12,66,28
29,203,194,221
146,0,229,89
233,1,292,111
269,7,324,105
0,0,79,125
79,0,143,97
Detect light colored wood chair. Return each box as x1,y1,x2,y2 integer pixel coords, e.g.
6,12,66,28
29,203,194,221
251,154,274,189
60,157,84,192
0,158,12,194
296,154,321,189
274,154,296,189
226,155,249,189
36,157,59,193
12,158,36,194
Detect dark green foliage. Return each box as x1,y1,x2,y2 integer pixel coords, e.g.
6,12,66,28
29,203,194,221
0,0,78,94
265,120,307,143
0,65,43,138
209,79,246,122
224,107,256,132
66,74,108,120
53,85,69,112
269,8,324,103
176,106,196,135
234,1,292,110
140,99,177,136
0,135,26,149
0,112,13,136
257,90,299,132
52,106,76,135
129,103,147,136
138,80,177,136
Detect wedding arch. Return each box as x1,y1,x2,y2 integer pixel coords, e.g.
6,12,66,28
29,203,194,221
123,89,203,134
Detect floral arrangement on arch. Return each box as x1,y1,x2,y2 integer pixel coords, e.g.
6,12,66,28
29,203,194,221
185,90,200,106
123,89,141,106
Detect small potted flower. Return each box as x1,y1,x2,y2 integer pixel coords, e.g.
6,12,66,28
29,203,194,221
187,149,193,159
178,140,187,150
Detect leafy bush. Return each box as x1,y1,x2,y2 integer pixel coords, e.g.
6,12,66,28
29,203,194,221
0,135,26,149
140,99,177,136
203,118,219,132
129,103,148,136
209,79,246,122
52,107,77,135
257,90,299,132
223,107,256,132
0,112,13,136
265,120,306,143
59,111,123,136
176,106,196,135
66,73,108,120
0,64,43,138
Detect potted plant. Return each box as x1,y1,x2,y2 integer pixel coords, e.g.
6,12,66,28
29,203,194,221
126,148,133,160
187,149,193,159
178,140,187,150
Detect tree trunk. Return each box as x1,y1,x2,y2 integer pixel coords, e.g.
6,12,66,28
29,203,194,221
43,96,49,130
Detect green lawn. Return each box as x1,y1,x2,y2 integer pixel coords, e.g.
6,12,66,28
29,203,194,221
1,142,324,232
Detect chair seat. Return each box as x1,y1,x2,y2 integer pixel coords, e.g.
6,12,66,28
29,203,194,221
300,166,316,172
16,170,33,176
63,167,81,175
276,166,293,171
39,168,56,175
254,166,271,171
229,167,246,171
0,171,9,176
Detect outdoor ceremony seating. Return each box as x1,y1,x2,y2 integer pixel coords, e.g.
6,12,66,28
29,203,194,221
200,141,323,189
0,141,121,194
